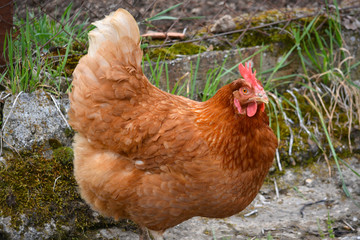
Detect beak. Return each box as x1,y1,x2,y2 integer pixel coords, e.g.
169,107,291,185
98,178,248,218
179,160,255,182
249,90,269,104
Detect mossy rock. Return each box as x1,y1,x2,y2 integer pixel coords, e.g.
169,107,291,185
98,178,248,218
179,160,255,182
144,42,207,60
0,147,137,239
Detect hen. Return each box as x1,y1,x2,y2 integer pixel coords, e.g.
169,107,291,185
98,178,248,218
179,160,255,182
68,9,278,240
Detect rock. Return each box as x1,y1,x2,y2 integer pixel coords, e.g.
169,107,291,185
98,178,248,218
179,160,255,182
304,178,314,187
97,228,138,240
342,16,360,30
2,90,72,154
191,7,201,14
210,15,236,33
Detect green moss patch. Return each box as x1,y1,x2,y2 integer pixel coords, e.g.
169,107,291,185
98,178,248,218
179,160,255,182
144,42,207,60
0,147,80,229
0,146,137,237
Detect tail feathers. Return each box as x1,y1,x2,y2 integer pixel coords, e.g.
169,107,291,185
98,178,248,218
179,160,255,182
69,9,147,141
88,9,140,56
87,9,141,66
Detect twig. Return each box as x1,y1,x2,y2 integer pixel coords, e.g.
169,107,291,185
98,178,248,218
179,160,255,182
276,149,282,171
1,136,21,158
286,90,311,135
342,219,355,232
268,92,294,156
274,178,279,199
49,94,71,129
323,154,332,177
141,32,185,40
0,91,24,158
244,209,258,217
1,91,23,132
0,92,11,102
300,199,335,218
53,175,61,193
233,12,256,45
288,127,294,156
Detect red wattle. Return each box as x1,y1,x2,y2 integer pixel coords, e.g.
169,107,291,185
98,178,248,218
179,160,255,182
246,102,257,117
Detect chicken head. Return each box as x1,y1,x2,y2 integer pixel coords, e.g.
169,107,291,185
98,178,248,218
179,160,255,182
233,62,268,117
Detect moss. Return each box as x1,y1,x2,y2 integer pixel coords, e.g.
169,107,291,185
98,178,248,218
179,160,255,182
53,147,74,166
144,42,207,60
203,229,211,236
228,26,295,54
0,148,74,229
64,127,75,139
48,138,62,149
45,44,84,77
0,146,137,237
64,54,83,75
71,41,87,53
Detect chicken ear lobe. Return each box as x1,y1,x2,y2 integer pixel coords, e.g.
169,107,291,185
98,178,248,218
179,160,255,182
234,98,245,115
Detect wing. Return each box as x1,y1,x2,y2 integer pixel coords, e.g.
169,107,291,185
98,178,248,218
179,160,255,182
68,10,208,170
70,64,208,169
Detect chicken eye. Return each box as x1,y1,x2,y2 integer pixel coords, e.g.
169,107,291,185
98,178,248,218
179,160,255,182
241,88,249,94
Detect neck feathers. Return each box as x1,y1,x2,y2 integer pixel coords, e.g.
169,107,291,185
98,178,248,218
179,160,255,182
196,85,276,171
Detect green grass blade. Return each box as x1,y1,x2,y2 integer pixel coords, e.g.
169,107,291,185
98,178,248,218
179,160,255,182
146,3,183,22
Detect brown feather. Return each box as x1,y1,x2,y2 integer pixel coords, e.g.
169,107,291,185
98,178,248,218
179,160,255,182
69,8,278,232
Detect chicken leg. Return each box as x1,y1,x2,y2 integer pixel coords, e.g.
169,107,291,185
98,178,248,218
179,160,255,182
139,227,165,240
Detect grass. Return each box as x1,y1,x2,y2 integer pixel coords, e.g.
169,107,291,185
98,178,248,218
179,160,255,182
2,3,90,95
317,213,336,239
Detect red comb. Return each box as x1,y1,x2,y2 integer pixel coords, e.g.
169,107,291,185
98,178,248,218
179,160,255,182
238,62,262,90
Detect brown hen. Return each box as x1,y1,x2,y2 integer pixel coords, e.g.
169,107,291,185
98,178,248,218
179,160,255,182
68,8,278,240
